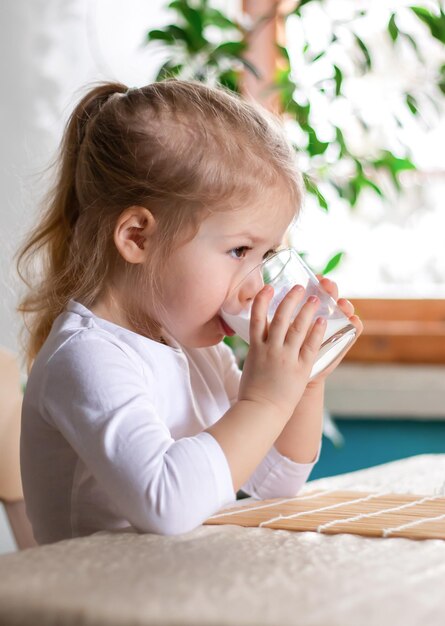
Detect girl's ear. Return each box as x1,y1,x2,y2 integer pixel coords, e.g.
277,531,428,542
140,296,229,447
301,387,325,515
114,206,157,264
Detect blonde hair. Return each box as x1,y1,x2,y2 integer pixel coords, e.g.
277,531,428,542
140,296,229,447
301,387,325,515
16,79,303,368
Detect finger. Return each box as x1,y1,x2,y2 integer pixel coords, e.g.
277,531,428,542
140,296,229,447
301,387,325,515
318,277,338,301
328,315,364,367
315,315,364,376
299,317,327,368
337,297,355,318
267,285,305,345
284,295,321,351
249,285,273,344
349,314,364,337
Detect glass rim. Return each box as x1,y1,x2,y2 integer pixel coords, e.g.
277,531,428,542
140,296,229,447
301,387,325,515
229,246,305,294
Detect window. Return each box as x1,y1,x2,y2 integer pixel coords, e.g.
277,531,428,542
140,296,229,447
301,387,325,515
242,0,445,364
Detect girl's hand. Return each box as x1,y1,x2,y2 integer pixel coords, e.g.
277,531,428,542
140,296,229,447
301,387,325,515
307,276,364,385
238,284,327,421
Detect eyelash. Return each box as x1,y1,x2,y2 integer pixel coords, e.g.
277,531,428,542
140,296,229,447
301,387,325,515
228,246,277,260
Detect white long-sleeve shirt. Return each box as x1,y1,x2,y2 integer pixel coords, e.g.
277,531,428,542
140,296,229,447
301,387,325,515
21,299,319,544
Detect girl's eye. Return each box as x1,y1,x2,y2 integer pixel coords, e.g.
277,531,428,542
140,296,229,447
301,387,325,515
229,246,250,259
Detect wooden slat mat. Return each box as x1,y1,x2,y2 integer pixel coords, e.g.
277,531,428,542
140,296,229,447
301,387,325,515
204,490,445,540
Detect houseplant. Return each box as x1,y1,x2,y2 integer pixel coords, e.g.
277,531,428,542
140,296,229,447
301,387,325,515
146,0,444,221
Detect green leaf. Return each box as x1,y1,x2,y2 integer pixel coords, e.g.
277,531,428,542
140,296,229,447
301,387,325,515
276,43,290,63
373,151,416,190
321,251,344,275
304,175,329,211
388,13,399,42
343,179,360,207
204,8,238,30
306,126,329,156
210,40,247,59
169,1,203,33
168,2,207,51
156,61,184,81
411,6,445,44
293,0,319,16
361,177,384,197
219,69,241,93
354,34,372,70
147,29,177,44
333,65,343,96
405,93,419,115
354,158,363,175
332,182,347,199
344,161,385,203
289,100,311,126
311,50,326,62
376,152,416,174
161,24,193,47
438,64,445,94
279,88,298,113
334,126,347,157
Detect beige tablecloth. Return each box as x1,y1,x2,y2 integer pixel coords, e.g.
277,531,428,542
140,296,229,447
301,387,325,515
1,454,445,626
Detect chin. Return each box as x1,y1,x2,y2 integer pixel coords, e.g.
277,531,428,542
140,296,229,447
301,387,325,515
181,327,225,349
173,316,226,349
185,335,224,349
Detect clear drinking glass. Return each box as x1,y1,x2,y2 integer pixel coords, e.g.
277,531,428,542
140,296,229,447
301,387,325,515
221,248,356,379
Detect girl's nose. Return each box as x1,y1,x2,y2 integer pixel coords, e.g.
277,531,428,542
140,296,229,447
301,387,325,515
238,266,264,306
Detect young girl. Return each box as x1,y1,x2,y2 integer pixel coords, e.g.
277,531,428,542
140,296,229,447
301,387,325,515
17,79,362,544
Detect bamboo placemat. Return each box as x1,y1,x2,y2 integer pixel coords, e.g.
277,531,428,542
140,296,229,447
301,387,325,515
204,490,445,540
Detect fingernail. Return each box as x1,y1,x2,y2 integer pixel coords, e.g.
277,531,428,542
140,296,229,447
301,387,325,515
308,295,318,303
293,285,304,292
316,317,326,325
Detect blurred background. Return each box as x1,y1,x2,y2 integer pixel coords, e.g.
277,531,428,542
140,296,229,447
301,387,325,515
0,0,444,552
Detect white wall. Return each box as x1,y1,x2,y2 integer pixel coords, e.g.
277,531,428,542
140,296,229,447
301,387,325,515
0,0,170,356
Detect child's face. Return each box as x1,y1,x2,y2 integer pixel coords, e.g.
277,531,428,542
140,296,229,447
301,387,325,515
157,197,296,348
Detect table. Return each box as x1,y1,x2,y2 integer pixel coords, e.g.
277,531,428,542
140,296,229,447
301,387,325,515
0,454,444,626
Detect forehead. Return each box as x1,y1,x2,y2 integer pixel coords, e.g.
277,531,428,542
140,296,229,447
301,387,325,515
197,198,297,244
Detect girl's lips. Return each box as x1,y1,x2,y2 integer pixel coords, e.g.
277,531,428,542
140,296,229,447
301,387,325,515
219,315,235,336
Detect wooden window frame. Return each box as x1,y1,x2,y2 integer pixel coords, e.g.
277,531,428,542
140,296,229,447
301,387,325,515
344,299,445,365
242,0,445,365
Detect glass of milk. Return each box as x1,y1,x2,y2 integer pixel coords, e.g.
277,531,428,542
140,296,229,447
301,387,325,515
220,248,356,379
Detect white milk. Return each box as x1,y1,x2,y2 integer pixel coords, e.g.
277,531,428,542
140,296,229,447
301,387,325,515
221,293,356,379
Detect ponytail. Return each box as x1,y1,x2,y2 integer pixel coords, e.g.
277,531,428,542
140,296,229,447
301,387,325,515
16,83,127,369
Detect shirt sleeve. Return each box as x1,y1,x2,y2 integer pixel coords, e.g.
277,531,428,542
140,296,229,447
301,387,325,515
239,443,321,499
42,332,236,536
218,341,321,499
